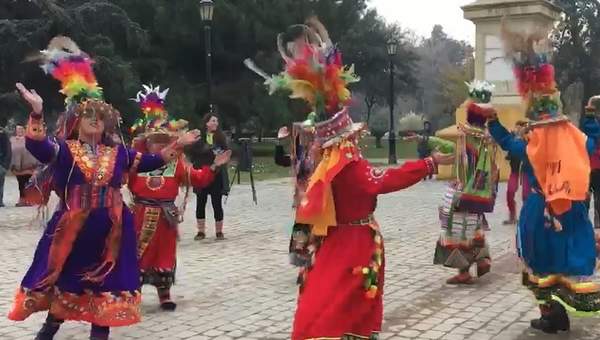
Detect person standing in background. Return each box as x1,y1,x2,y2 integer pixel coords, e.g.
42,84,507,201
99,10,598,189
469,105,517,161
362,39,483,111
0,118,12,207
11,125,39,207
417,121,433,180
587,95,600,228
503,121,530,225
187,112,230,241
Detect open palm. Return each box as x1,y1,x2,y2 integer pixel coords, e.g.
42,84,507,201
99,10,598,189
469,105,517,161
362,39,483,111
214,150,232,166
16,83,43,114
177,129,201,146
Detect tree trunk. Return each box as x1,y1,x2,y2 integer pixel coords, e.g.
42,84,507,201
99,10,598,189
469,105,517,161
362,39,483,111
365,95,375,125
375,136,382,148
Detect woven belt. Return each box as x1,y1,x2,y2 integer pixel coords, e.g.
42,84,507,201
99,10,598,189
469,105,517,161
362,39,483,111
348,214,375,226
134,198,176,207
62,185,122,210
134,197,180,228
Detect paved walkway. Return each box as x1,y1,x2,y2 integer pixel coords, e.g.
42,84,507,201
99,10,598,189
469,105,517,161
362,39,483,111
0,175,598,339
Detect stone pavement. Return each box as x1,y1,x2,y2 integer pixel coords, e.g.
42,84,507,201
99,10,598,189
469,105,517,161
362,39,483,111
0,174,599,340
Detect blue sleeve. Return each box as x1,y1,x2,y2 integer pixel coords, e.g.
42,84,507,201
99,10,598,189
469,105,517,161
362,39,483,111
487,119,526,159
580,116,600,154
123,146,165,173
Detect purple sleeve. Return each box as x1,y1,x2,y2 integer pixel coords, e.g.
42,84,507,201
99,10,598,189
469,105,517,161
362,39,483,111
25,137,59,164
126,147,165,173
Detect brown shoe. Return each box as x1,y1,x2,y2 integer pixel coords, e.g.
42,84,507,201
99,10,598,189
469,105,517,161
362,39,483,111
446,272,474,285
477,259,491,277
216,232,225,240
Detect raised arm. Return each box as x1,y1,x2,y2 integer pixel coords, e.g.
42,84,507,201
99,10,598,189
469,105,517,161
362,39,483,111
176,157,215,188
426,136,455,154
17,83,58,164
131,129,207,174
366,158,438,195
487,119,526,159
126,147,165,173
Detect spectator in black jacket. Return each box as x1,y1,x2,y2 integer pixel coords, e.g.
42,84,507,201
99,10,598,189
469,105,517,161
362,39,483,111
186,112,230,241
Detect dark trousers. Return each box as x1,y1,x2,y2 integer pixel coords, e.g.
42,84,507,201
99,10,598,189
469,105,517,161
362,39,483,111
16,174,32,198
196,190,224,222
0,171,6,205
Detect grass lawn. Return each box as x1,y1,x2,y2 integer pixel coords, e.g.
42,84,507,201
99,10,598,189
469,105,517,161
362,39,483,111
227,137,418,183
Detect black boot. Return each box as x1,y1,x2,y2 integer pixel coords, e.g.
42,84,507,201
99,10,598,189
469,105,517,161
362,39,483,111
549,300,570,332
530,302,570,334
35,314,63,340
158,286,177,311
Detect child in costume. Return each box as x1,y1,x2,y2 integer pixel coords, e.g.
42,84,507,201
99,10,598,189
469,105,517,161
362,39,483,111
249,18,454,339
128,85,231,311
430,81,498,284
483,24,600,333
7,37,198,340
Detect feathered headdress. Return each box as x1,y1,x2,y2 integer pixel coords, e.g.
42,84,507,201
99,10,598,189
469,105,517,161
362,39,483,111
30,36,121,140
37,36,103,105
244,17,359,123
465,80,495,127
130,84,188,137
500,20,560,120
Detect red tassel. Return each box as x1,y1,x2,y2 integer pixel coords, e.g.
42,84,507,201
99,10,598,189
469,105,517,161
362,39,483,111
36,209,89,289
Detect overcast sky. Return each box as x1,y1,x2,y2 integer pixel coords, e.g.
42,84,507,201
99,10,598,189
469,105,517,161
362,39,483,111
370,0,476,43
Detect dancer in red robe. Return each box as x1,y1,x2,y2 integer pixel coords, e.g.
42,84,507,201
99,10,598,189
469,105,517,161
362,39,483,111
247,17,454,339
128,85,231,310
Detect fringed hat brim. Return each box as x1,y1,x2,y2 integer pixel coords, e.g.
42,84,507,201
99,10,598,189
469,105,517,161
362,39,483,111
319,122,367,148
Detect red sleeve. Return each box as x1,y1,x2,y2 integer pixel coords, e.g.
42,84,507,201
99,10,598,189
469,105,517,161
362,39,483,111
367,158,435,195
175,158,215,189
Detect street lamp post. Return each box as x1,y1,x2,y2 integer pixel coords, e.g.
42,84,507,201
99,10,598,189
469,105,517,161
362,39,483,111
387,41,398,165
199,0,214,112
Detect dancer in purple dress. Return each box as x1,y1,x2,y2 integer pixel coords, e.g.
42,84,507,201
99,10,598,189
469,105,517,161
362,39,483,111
7,37,199,340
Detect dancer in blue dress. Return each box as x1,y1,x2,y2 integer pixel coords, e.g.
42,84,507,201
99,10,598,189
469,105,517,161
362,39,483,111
482,24,600,334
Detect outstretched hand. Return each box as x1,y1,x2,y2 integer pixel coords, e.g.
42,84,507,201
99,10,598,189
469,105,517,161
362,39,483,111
214,150,232,167
402,133,422,142
16,83,43,115
177,129,201,146
431,151,454,165
277,126,290,140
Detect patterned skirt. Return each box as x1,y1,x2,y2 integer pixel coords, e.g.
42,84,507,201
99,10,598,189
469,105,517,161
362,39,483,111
517,192,600,315
134,205,177,288
8,208,141,327
434,187,490,271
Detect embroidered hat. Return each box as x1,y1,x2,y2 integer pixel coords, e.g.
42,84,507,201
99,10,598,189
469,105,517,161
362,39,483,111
130,84,188,140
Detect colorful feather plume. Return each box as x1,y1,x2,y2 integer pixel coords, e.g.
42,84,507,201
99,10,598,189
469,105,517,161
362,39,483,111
500,20,559,119
245,18,359,123
37,36,103,105
130,84,188,135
